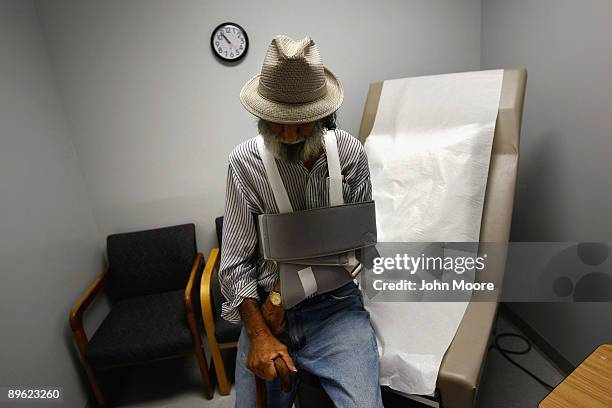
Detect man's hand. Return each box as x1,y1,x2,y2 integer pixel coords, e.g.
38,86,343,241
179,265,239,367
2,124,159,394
238,298,297,385
247,331,296,382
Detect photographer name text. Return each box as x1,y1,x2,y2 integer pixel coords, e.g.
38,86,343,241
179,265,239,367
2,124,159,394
372,279,495,292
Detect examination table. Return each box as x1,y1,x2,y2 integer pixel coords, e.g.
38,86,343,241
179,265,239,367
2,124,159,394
296,68,527,408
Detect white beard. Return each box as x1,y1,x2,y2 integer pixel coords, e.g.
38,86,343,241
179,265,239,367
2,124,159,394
258,120,325,163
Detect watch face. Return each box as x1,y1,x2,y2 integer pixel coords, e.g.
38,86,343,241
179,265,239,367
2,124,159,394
211,22,248,62
270,291,282,306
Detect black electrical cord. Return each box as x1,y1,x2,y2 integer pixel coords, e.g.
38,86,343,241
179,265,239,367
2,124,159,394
489,333,556,390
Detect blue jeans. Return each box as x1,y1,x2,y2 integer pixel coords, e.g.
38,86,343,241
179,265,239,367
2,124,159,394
235,281,383,408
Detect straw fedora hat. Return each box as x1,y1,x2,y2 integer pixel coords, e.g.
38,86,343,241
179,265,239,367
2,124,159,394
239,35,343,124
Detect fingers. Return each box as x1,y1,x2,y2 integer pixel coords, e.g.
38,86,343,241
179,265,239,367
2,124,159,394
261,360,278,381
246,356,272,380
274,357,291,393
277,350,298,373
248,359,277,381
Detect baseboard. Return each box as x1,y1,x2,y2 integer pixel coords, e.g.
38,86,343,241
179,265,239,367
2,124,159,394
499,303,575,375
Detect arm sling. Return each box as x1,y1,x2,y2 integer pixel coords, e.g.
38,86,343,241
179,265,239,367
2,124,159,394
255,129,377,309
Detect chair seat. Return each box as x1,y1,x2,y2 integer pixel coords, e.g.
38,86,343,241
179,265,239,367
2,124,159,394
85,290,194,369
215,316,242,344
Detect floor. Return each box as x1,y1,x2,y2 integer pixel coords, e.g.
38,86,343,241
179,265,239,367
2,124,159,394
104,312,565,408
474,314,565,408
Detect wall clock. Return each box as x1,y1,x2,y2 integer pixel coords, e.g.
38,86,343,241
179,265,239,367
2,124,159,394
211,22,249,62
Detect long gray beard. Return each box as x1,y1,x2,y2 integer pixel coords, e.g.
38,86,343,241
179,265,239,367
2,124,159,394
258,120,325,163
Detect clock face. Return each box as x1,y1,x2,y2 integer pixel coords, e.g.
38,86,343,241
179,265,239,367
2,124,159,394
211,22,248,62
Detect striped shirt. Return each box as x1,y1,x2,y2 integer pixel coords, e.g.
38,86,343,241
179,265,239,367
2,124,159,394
219,128,372,323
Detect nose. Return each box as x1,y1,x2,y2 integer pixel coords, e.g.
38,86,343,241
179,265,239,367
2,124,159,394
281,125,300,144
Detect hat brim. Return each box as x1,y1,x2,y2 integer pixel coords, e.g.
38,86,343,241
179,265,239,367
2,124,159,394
239,66,343,124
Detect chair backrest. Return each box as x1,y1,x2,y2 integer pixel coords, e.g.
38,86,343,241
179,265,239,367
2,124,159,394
210,217,225,321
106,223,197,300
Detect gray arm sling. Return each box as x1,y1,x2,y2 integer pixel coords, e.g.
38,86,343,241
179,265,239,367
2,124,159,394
255,130,377,309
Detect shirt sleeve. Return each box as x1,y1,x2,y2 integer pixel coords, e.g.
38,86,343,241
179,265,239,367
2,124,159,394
349,142,373,203
218,161,260,323
350,176,372,203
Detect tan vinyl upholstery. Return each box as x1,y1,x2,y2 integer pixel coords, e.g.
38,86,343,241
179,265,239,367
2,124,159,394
358,68,527,408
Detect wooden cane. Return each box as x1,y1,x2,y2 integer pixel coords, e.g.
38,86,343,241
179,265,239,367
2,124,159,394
255,376,267,408
255,357,292,407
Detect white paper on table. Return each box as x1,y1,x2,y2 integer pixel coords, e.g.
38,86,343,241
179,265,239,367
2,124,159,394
363,69,503,395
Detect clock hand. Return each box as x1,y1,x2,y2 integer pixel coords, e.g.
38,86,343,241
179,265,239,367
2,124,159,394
221,33,232,47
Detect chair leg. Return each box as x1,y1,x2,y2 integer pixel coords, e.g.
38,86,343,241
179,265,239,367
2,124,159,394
186,309,214,399
82,361,107,407
210,344,232,396
194,347,214,399
192,335,214,399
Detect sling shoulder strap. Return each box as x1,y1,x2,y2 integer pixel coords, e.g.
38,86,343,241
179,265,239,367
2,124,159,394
323,129,344,206
256,135,293,213
256,129,344,212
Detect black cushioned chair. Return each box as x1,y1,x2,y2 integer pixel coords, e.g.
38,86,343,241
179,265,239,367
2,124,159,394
200,216,242,395
69,223,213,407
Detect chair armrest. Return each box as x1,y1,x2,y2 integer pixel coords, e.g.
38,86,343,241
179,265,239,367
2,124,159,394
200,248,220,342
69,270,108,354
185,252,204,318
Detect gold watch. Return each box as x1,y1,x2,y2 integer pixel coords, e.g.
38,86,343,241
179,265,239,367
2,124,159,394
268,289,282,306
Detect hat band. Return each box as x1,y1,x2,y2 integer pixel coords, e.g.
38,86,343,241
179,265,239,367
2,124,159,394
257,79,327,104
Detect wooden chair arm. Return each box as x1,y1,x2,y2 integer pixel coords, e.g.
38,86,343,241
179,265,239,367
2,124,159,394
200,248,221,343
69,270,108,354
185,252,204,317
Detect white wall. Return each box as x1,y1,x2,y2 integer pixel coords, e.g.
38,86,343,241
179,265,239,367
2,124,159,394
35,0,482,252
0,0,106,406
482,0,612,365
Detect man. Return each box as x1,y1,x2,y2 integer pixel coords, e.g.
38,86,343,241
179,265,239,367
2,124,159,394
219,34,383,407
